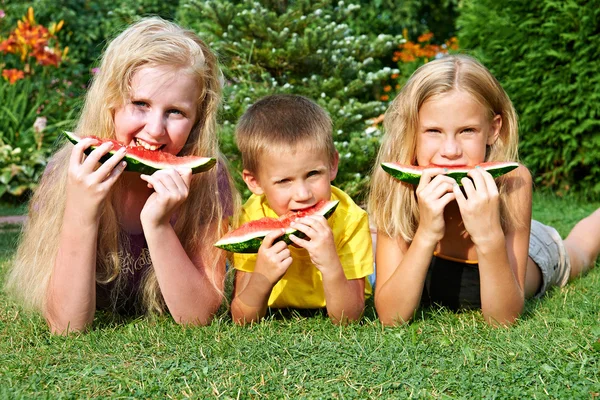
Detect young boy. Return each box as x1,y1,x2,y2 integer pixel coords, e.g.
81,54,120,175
230,94,373,325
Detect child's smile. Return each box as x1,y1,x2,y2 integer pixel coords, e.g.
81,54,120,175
113,65,201,156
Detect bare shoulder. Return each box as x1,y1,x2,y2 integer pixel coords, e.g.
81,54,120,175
504,163,533,196
503,164,533,227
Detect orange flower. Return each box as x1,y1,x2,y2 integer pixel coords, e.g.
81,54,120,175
2,68,25,84
417,32,434,43
380,94,389,101
0,7,65,68
391,73,399,80
383,85,392,92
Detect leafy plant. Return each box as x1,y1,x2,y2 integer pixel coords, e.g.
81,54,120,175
0,78,74,199
458,0,600,197
178,0,403,201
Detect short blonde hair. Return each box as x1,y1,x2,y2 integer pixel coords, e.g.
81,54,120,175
235,94,336,173
368,54,519,241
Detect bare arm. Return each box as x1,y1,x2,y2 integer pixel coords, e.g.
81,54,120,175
45,140,127,334
140,168,225,325
143,220,226,325
230,230,292,324
374,231,436,325
376,169,457,325
289,215,365,324
321,265,365,324
454,166,532,326
230,270,272,324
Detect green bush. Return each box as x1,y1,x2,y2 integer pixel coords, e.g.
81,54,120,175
0,79,73,199
177,0,403,202
351,0,459,43
0,0,180,70
458,0,600,197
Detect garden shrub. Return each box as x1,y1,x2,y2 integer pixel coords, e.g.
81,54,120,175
0,8,76,200
177,0,403,202
350,0,459,43
458,0,600,197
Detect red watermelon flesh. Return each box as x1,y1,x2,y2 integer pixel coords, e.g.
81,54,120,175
64,131,216,175
214,200,340,253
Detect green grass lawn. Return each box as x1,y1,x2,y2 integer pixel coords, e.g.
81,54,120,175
1,191,599,398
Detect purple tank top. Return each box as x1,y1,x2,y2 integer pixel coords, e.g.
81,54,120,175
96,163,233,315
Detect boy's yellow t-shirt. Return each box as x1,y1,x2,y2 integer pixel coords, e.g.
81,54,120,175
233,186,373,309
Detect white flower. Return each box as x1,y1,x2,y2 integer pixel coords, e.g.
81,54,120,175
33,117,47,134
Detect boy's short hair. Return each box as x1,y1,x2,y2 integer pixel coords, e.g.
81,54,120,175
235,94,335,173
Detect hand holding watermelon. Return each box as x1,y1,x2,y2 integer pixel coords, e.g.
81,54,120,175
66,137,128,222
255,229,293,285
452,166,503,245
288,215,338,274
139,168,192,228
64,131,216,175
414,168,457,245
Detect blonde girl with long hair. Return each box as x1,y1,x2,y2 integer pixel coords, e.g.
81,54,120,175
369,54,600,326
4,17,238,333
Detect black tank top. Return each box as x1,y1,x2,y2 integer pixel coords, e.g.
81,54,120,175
421,255,481,310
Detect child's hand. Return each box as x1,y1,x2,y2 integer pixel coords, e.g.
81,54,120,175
453,167,502,245
288,215,338,274
140,167,192,228
66,138,127,221
255,229,292,285
415,168,456,244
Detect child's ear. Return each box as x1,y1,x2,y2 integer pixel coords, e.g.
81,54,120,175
242,169,264,195
487,114,502,145
329,151,339,182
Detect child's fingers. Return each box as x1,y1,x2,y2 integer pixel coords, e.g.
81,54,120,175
417,168,446,189
175,167,193,186
80,141,115,172
140,174,168,194
94,147,127,178
467,167,488,194
478,168,499,195
460,176,477,198
261,229,286,249
288,233,309,247
453,182,467,207
429,179,456,200
69,137,98,165
100,160,127,187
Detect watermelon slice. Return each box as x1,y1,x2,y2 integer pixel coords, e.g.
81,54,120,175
64,131,216,175
381,161,519,185
214,200,340,253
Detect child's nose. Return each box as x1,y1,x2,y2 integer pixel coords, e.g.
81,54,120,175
144,111,166,138
293,182,312,202
440,136,461,159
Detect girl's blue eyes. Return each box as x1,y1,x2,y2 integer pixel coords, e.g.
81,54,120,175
426,128,476,134
131,101,184,116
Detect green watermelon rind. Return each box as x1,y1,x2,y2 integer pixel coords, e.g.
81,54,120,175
381,162,519,185
64,131,216,175
214,200,340,253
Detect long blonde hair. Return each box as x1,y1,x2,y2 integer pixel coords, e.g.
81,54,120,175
368,54,519,242
5,17,238,315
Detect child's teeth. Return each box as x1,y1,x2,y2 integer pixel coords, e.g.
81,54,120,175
135,139,160,151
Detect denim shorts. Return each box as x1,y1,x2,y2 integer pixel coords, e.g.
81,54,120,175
529,220,571,297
